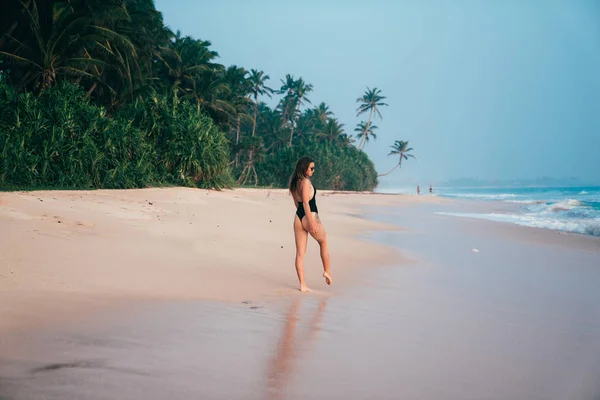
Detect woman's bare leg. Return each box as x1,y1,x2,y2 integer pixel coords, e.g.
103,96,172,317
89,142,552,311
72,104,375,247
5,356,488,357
304,213,332,285
293,216,310,292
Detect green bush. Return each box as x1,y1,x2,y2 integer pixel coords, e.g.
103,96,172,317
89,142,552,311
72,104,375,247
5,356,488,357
0,80,232,190
119,95,233,189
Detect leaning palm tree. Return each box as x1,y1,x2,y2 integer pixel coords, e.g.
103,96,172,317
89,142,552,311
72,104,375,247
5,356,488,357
378,140,415,177
354,121,378,150
356,87,388,122
247,69,273,136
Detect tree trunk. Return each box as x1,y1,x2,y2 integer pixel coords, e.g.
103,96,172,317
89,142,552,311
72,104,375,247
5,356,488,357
358,108,374,150
288,96,303,146
289,124,295,146
281,99,290,129
237,164,248,184
252,165,258,186
377,159,402,177
252,94,258,137
86,82,98,97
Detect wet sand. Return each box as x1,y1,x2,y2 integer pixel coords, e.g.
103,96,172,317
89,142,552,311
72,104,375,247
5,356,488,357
2,191,600,399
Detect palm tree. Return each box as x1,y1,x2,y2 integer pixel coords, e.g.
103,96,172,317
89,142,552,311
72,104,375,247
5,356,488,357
92,0,172,107
354,121,378,150
155,37,239,126
315,102,333,126
276,75,314,145
155,33,219,101
222,65,252,146
355,87,387,148
339,133,355,147
247,69,273,136
378,140,415,177
278,73,296,125
0,0,137,93
288,77,313,146
356,87,388,121
316,118,345,144
188,74,236,124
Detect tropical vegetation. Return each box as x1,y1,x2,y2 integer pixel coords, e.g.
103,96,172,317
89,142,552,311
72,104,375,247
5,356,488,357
0,0,413,191
378,141,416,177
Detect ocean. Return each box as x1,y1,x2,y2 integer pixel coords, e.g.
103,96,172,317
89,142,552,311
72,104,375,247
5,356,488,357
380,185,600,237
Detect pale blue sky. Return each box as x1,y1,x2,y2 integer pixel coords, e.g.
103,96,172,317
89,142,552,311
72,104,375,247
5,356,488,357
155,0,600,185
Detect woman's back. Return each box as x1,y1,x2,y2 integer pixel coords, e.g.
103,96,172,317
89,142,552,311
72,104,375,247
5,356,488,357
293,178,314,203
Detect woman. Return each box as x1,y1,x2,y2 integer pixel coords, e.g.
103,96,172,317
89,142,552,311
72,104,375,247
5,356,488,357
289,156,332,292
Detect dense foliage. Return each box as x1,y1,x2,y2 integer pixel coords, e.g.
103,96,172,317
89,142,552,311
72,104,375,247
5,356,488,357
0,80,232,188
1,0,408,191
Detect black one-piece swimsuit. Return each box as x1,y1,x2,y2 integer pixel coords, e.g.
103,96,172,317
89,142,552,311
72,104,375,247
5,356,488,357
296,187,318,221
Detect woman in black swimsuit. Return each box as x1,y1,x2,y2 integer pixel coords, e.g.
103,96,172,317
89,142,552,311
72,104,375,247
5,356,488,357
289,156,332,292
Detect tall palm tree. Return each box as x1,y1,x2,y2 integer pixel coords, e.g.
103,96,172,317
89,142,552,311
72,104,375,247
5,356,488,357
288,77,313,146
223,65,252,145
356,87,388,122
247,69,273,136
354,121,378,150
378,140,415,177
355,87,387,149
277,73,296,125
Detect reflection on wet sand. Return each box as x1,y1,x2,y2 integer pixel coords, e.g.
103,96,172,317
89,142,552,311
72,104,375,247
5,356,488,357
267,297,328,400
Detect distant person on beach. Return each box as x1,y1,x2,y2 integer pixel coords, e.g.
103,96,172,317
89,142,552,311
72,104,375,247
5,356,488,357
289,156,332,292
417,185,420,195
429,185,433,195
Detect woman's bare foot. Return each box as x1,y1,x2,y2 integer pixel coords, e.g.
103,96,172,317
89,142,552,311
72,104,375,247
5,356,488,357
323,272,332,285
300,285,312,292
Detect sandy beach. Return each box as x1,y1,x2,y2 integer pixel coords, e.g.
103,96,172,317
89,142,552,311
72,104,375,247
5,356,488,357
1,188,600,400
0,188,441,332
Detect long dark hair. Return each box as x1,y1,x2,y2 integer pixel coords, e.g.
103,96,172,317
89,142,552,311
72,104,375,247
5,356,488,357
289,156,314,194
